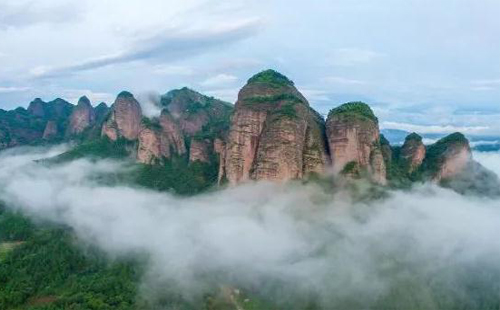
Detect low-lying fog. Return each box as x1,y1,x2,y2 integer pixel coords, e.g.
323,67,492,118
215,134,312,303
1,145,500,307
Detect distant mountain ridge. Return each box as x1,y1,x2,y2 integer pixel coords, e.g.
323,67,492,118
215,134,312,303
1,69,498,194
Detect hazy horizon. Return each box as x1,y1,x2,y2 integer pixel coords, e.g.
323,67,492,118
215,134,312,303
1,0,499,135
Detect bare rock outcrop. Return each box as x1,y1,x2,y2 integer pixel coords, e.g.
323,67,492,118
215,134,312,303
136,87,233,166
380,134,392,165
423,132,472,181
159,112,186,156
137,127,162,164
160,87,233,137
134,86,233,165
27,98,46,118
221,69,329,184
326,102,386,184
67,96,96,136
94,102,110,122
102,91,142,141
42,121,58,140
189,139,211,163
400,133,426,173
135,113,188,164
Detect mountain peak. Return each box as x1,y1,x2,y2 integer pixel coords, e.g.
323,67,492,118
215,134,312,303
78,96,91,106
247,69,294,87
328,101,378,123
96,102,108,109
117,91,134,98
436,132,468,145
31,98,45,104
405,132,422,142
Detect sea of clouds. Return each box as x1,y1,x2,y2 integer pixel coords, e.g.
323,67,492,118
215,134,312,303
1,146,500,307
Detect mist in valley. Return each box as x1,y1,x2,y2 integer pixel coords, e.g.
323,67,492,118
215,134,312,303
1,146,500,308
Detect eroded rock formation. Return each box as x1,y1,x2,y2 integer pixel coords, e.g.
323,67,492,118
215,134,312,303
189,139,211,163
159,112,187,156
137,127,162,164
160,87,233,137
221,70,329,184
102,91,142,141
67,96,96,136
423,132,472,181
325,102,386,184
400,133,426,173
42,121,58,140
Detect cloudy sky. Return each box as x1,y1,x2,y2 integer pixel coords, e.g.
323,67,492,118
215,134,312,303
0,0,499,135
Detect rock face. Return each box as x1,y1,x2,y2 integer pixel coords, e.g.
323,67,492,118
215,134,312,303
400,133,426,173
67,96,96,136
189,139,211,163
94,102,110,122
0,98,74,148
135,113,187,164
423,132,472,181
102,91,142,141
326,102,386,184
160,87,233,137
221,70,329,184
42,121,58,140
134,88,234,165
159,112,187,156
380,134,393,166
28,98,46,118
137,127,162,164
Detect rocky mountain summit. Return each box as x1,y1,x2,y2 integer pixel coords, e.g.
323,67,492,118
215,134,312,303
102,91,142,141
0,69,495,194
399,133,426,173
326,102,386,184
67,96,96,136
422,132,472,181
220,70,329,184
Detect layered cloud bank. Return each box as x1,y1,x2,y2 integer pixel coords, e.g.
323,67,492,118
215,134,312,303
1,146,500,307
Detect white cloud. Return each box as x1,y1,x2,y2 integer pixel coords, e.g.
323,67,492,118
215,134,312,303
471,79,500,86
200,73,238,87
471,86,496,92
203,88,239,102
136,92,162,118
29,66,51,77
0,0,85,29
381,121,489,135
470,79,500,91
60,89,115,105
0,86,30,93
2,145,500,306
29,18,262,79
324,76,366,85
422,138,438,145
152,65,194,76
474,151,500,178
328,48,383,67
299,89,331,102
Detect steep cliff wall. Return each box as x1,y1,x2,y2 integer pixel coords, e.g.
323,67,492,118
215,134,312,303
67,96,96,136
102,91,142,141
423,132,472,181
326,102,386,184
221,70,329,184
400,133,426,173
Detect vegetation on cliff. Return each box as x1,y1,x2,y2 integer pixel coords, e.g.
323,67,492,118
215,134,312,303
421,132,469,177
405,132,423,142
328,101,378,123
247,69,295,87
